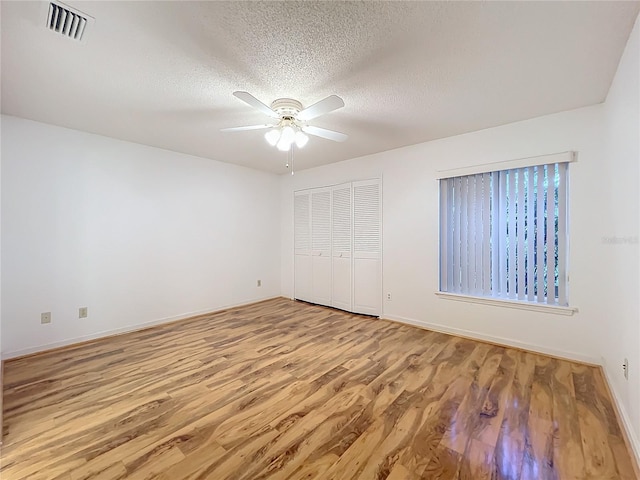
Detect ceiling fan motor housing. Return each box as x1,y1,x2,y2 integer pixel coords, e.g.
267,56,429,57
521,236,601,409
271,98,303,118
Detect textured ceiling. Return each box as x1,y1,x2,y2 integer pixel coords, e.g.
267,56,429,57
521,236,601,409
2,1,639,173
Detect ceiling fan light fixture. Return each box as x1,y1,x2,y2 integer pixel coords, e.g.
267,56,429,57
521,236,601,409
276,137,292,152
275,125,296,151
280,125,296,144
264,128,281,146
295,131,309,148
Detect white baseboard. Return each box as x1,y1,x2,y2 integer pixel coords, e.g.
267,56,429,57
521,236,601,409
381,313,601,365
3,295,282,360
601,363,640,470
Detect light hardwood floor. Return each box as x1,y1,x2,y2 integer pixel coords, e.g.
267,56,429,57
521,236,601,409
1,298,637,480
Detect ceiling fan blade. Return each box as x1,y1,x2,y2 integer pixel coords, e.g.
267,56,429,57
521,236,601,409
232,91,280,119
297,95,345,121
220,124,272,132
302,125,348,142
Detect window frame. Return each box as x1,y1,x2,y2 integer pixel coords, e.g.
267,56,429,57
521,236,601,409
436,151,578,316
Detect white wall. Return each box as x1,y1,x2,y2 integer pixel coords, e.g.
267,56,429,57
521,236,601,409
601,13,640,456
281,104,605,364
1,115,281,358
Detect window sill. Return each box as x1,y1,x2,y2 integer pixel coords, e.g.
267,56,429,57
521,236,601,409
435,292,578,316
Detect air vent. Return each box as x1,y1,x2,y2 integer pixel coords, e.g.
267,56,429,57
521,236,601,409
46,2,90,41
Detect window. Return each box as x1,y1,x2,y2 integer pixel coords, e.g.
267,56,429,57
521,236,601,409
439,154,571,308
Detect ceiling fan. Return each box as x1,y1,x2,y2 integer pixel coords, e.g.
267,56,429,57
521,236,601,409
221,91,348,152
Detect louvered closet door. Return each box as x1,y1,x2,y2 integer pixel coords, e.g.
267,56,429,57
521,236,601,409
311,188,332,305
331,184,352,311
294,191,312,302
353,179,382,316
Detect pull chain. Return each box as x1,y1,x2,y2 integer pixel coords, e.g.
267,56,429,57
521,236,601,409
286,144,295,175
290,144,294,175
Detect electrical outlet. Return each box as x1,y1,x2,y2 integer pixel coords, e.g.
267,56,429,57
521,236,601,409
79,307,88,319
387,293,392,300
41,312,51,324
257,280,261,287
623,358,629,380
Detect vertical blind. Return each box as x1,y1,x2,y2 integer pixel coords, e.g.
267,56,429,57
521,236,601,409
439,162,569,306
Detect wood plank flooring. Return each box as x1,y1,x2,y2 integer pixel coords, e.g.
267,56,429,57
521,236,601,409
1,298,637,480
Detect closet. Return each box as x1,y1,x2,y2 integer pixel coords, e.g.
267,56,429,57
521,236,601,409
294,179,381,316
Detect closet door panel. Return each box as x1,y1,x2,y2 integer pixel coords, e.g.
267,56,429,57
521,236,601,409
331,184,352,311
294,191,312,302
352,180,382,316
311,188,332,306
353,258,380,314
332,258,351,310
312,257,332,305
294,256,312,302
